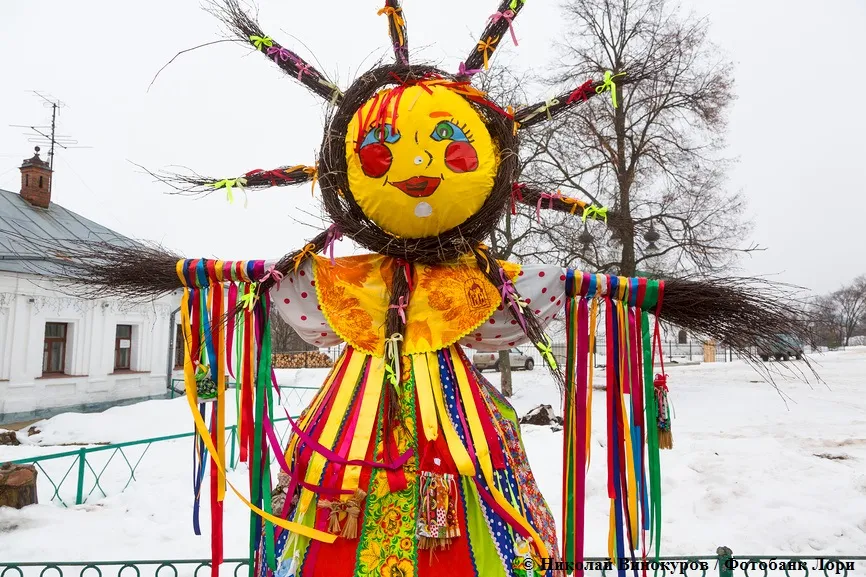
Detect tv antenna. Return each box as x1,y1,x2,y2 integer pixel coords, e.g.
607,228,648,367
10,91,91,195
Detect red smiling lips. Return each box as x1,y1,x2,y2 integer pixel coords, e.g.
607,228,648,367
389,176,441,198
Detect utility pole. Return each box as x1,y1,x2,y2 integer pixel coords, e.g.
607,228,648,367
10,91,90,195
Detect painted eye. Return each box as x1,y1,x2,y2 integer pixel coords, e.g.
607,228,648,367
431,121,469,142
361,124,400,148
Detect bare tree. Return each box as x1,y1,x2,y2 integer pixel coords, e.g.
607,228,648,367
526,0,752,276
808,275,866,347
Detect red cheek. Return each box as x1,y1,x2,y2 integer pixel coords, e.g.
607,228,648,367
359,143,392,178
444,141,479,173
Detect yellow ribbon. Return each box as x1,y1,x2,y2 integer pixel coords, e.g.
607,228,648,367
306,164,318,196
536,336,557,370
385,333,404,388
475,244,492,274
509,0,526,10
377,6,405,46
506,105,519,135
561,196,587,215
293,243,317,274
212,177,247,204
543,98,560,121
239,282,258,311
582,205,608,222
249,35,273,51
476,36,499,70
596,70,627,108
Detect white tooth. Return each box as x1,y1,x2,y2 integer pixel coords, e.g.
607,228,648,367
414,202,433,218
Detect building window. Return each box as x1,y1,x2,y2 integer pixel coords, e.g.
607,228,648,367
115,325,132,370
43,322,67,374
678,329,688,345
174,325,185,369
25,174,29,187
39,175,44,188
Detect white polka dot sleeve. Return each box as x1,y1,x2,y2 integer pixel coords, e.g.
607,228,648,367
459,264,567,352
270,259,342,348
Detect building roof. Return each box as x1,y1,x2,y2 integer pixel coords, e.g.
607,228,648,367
0,187,133,276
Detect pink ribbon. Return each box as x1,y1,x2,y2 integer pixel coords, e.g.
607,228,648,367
499,267,527,332
489,10,518,46
259,265,284,290
389,295,408,324
297,64,312,81
323,224,343,265
266,46,291,63
536,191,559,223
457,62,482,77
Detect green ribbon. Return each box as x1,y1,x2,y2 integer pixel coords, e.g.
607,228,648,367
385,333,403,389
249,35,273,51
212,177,247,204
582,205,608,223
509,0,526,10
239,282,258,311
596,70,627,108
536,336,557,370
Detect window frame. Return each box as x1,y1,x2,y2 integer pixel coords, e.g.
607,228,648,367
115,324,133,371
174,324,185,369
43,322,68,374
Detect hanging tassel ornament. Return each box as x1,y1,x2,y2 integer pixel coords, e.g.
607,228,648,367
417,470,460,550
340,490,367,540
654,374,673,450
317,499,346,535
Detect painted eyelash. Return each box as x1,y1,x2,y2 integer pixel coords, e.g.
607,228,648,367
449,117,475,142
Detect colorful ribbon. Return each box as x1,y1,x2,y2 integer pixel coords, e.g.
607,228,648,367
266,46,291,63
293,243,317,274
509,0,526,10
596,70,627,108
457,62,482,77
377,6,405,46
296,64,312,81
239,282,258,311
323,225,343,266
389,296,408,324
259,265,284,290
477,36,499,70
249,35,273,51
537,336,557,370
567,79,595,104
489,10,518,46
582,205,608,222
385,333,404,387
211,177,247,204
536,191,560,223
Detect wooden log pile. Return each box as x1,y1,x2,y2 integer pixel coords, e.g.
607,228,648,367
272,351,334,369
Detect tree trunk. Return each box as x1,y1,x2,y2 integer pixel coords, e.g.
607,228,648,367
0,463,38,509
498,349,513,397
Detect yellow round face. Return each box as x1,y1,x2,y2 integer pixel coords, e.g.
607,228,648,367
345,84,498,238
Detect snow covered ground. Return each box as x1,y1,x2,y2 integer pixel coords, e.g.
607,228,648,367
1,349,865,561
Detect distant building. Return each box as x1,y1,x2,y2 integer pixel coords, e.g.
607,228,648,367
0,148,177,424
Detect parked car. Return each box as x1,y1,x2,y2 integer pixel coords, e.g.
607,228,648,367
473,348,535,371
758,334,804,361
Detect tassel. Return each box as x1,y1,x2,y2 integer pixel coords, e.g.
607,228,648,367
654,374,673,450
317,499,345,534
417,471,460,550
340,490,367,539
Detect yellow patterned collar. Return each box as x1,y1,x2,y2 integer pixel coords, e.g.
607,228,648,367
313,254,520,357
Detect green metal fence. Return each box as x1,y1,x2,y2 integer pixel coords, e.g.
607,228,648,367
6,386,320,507
1,551,865,577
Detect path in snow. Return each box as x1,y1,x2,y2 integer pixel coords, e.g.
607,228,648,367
1,349,864,560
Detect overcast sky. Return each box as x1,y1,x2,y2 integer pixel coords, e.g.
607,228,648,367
1,0,863,294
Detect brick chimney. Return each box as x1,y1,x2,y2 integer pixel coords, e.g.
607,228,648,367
19,146,52,208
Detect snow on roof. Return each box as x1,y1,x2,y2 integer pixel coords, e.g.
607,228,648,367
0,187,135,276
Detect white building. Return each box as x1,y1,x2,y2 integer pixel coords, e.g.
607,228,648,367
0,148,177,424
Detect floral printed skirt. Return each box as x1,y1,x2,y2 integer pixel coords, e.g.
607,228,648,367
257,345,561,577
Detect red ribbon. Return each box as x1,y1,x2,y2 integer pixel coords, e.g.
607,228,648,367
567,80,595,104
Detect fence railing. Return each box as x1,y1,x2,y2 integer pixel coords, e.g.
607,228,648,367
7,386,320,507
2,550,864,577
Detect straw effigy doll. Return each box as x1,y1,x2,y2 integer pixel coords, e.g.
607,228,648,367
27,2,809,577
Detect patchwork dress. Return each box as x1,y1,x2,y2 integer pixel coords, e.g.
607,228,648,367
260,254,570,577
